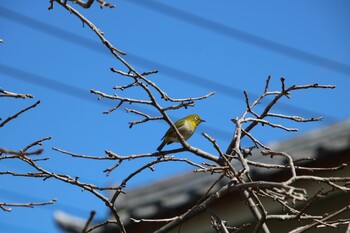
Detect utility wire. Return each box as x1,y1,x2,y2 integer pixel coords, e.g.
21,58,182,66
128,0,350,77
0,6,337,122
0,63,232,140
126,54,338,122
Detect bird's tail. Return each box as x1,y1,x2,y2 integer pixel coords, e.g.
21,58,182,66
157,140,167,151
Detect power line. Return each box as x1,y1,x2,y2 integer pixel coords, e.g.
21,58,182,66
128,0,350,76
126,54,338,122
0,6,337,122
0,63,232,140
0,63,93,102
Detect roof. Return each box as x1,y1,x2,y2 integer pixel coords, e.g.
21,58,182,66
55,118,350,233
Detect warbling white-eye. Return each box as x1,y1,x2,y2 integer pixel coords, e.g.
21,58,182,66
157,114,205,151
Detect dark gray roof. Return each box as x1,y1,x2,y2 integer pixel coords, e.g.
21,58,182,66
55,118,350,233
270,118,350,158
116,172,225,219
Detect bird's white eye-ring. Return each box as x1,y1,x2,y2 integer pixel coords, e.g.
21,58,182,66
195,116,199,121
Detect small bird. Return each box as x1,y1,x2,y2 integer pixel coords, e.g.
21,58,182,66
157,114,205,151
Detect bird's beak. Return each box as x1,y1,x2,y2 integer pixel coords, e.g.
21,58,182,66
201,119,206,123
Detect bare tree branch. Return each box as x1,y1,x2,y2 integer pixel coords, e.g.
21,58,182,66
0,100,40,128
290,205,350,233
82,211,96,233
0,199,56,212
42,2,347,233
0,89,34,98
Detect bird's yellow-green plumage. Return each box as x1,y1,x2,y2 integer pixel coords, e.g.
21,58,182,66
157,114,205,151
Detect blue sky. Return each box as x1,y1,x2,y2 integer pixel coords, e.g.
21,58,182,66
1,1,350,232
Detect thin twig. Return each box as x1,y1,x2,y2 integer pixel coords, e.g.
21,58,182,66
0,199,56,212
0,89,34,98
0,100,40,127
53,147,114,160
82,211,96,233
131,216,178,223
290,205,350,233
